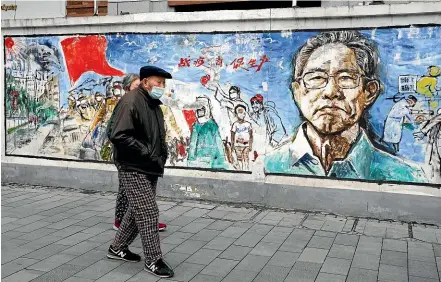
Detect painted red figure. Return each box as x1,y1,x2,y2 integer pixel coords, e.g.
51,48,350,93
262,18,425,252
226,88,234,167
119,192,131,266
178,143,186,158
11,90,19,111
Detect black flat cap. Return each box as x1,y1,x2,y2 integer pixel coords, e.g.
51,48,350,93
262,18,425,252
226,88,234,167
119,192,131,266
139,66,172,80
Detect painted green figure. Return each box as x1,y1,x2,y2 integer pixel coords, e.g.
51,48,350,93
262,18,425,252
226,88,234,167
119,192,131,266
188,119,227,169
187,96,228,169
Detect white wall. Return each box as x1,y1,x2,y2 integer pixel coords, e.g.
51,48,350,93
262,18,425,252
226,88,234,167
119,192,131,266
1,2,441,200
108,0,174,15
1,0,66,20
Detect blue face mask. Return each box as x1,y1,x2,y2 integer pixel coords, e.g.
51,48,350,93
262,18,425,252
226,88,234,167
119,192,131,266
149,86,164,99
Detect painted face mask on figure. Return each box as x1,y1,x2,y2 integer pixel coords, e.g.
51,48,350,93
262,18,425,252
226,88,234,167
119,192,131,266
197,107,206,118
195,97,212,124
229,88,239,100
236,107,246,120
113,87,124,100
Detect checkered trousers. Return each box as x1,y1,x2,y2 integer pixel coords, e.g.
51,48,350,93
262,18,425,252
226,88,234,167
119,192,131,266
114,182,129,224
112,170,162,263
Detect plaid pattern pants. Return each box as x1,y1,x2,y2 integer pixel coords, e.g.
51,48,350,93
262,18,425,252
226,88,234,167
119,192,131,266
112,170,162,263
114,182,129,224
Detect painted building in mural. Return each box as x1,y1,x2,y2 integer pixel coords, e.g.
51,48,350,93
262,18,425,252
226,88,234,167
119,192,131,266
3,26,441,185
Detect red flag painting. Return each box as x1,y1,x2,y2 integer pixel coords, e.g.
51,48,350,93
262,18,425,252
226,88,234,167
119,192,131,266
182,110,197,132
61,35,124,86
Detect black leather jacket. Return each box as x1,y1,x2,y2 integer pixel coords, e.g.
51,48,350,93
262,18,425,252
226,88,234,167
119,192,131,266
107,86,167,176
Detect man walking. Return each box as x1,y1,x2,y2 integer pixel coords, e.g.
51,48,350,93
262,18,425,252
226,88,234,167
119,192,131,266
106,65,174,278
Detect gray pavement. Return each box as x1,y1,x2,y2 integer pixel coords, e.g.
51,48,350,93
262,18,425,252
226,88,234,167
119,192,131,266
1,183,441,282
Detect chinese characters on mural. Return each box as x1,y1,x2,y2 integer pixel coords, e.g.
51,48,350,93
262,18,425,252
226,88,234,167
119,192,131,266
4,26,441,185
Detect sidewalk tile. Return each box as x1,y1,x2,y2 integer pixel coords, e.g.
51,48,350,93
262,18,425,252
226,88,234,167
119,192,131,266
172,262,205,282
252,265,290,282
250,241,281,257
328,244,356,260
75,260,122,280
164,252,191,268
307,236,334,249
2,269,44,282
267,251,300,268
186,248,222,265
200,258,238,277
235,254,270,272
172,240,206,255
333,234,359,246
1,258,40,278
189,274,222,282
378,264,408,282
383,239,407,252
221,269,258,282
285,261,321,282
347,267,378,282
408,260,439,279
351,253,380,270
315,273,346,282
219,245,251,261
29,264,86,282
320,257,351,275
380,250,408,267
298,248,328,263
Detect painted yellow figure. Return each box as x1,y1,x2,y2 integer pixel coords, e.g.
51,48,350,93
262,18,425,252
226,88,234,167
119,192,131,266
89,82,125,160
67,93,76,116
160,105,183,143
75,93,93,124
90,97,118,131
89,82,123,131
416,66,441,110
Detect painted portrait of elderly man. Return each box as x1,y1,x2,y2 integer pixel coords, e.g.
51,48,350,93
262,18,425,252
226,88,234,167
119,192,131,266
265,30,427,183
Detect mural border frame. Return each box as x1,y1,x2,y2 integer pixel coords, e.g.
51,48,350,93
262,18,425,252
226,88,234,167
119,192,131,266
3,23,441,187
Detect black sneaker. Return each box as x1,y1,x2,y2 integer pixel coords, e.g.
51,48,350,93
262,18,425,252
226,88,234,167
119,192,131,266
144,258,174,278
107,246,141,262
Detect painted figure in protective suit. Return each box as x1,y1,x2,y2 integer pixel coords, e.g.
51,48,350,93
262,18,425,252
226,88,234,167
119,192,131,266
87,81,124,160
414,108,441,183
416,66,441,110
188,96,228,169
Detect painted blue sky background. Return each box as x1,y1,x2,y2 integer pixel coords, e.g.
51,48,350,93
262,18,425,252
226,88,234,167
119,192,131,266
22,25,441,163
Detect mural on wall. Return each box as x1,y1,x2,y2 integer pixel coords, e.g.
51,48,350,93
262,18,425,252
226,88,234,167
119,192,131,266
4,26,441,185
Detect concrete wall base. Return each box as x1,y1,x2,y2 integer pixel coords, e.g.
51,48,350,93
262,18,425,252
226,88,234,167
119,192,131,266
3,162,440,225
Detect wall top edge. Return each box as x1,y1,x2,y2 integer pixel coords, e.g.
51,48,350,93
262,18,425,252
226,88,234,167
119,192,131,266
2,2,441,30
